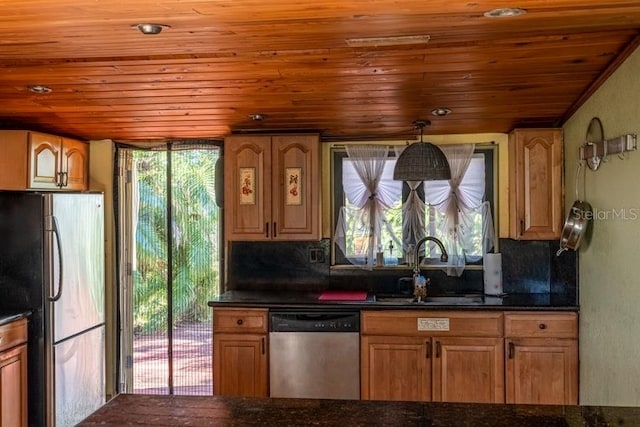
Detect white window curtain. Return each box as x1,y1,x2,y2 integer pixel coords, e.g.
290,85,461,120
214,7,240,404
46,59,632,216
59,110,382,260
333,145,402,269
423,144,495,277
393,146,425,253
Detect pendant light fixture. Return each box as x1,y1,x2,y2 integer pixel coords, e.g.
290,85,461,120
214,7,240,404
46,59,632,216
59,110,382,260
393,120,451,181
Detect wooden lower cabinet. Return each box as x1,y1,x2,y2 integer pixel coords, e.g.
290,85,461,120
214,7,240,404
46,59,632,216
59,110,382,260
360,310,504,404
361,335,431,401
505,338,578,405
213,333,268,397
505,312,579,405
0,319,28,427
210,308,578,404
433,337,504,403
212,308,268,398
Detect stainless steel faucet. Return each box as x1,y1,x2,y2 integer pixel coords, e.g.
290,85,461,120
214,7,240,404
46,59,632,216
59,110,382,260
412,236,448,277
411,236,448,301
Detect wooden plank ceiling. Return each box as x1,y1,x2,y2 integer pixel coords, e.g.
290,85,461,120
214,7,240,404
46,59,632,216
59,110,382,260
0,1,640,142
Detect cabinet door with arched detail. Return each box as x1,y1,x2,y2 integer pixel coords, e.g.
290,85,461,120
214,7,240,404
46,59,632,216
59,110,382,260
509,128,563,240
28,131,63,189
62,137,89,190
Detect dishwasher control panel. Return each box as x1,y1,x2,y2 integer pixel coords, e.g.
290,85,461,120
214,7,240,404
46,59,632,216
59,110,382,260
270,311,360,332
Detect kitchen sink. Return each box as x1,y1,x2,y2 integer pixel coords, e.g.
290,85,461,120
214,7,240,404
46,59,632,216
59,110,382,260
373,294,485,305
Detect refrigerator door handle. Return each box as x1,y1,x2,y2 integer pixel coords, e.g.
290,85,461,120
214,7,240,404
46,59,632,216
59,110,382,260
48,216,64,301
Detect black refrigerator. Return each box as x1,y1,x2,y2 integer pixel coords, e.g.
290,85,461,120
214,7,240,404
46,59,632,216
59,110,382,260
0,191,105,427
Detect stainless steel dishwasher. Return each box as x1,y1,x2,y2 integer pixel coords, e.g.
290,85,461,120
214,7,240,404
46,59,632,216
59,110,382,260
269,310,360,400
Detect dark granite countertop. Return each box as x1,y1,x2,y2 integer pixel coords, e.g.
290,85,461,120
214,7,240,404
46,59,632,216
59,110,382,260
0,311,29,326
208,290,578,311
79,393,637,426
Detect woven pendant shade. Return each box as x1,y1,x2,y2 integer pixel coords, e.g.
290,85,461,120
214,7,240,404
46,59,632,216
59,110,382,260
393,120,451,181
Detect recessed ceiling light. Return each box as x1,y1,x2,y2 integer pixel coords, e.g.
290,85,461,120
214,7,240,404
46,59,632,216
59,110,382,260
249,114,265,121
345,34,431,47
483,8,527,18
431,107,452,117
132,23,171,35
28,85,52,94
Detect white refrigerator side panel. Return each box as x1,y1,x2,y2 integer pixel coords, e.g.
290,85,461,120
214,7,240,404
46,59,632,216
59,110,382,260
53,326,105,427
50,193,105,342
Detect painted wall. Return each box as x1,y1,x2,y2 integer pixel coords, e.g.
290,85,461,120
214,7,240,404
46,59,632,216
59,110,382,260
564,46,640,405
88,140,117,399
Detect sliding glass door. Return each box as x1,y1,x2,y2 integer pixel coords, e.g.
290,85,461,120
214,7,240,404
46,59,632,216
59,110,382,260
117,143,221,395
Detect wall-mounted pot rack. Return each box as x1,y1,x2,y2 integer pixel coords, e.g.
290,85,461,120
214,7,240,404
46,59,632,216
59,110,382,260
579,117,637,171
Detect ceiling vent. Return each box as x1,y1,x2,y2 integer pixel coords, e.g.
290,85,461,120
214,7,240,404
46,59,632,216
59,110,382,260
345,34,430,47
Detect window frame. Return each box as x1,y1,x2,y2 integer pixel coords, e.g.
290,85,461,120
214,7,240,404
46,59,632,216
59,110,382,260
331,144,499,268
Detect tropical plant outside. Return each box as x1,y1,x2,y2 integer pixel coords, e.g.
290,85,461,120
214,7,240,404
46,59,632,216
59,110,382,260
132,148,220,334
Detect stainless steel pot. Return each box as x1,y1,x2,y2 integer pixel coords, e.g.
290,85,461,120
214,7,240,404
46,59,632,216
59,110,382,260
557,122,597,257
557,199,592,256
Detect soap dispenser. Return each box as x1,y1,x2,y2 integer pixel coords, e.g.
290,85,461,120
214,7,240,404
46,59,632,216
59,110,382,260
414,275,428,302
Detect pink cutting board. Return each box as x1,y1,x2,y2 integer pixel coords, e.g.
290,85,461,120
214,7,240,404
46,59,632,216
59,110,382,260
317,290,368,301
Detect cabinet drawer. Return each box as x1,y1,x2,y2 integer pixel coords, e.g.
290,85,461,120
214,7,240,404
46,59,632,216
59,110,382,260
361,310,503,337
504,312,577,338
0,318,28,352
213,308,268,333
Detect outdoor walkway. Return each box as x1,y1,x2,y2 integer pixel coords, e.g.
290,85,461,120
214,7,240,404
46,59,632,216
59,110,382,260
133,322,212,395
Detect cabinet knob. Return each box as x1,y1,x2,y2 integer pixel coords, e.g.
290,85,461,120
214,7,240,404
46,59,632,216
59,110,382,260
236,319,244,326
538,323,547,330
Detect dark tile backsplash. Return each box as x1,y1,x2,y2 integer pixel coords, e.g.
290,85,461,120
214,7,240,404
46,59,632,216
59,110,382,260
227,240,331,291
227,238,577,301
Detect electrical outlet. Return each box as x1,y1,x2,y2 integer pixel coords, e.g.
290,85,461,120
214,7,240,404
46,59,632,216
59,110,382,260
308,247,325,263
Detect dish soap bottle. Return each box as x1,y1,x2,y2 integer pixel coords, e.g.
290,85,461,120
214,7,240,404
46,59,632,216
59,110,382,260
376,244,384,266
414,275,428,302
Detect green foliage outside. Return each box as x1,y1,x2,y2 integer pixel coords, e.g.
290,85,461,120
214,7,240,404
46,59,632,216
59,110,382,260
342,199,403,260
132,149,220,334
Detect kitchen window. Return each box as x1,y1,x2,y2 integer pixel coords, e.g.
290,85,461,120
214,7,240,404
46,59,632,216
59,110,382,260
332,144,496,275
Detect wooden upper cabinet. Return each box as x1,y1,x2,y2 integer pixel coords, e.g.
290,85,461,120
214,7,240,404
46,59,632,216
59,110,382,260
271,135,320,239
509,128,563,240
224,135,270,240
28,132,62,189
224,134,321,241
61,137,90,190
0,130,89,191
